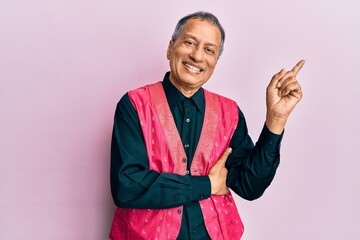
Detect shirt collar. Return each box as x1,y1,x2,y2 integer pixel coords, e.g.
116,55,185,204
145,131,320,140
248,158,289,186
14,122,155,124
162,72,204,113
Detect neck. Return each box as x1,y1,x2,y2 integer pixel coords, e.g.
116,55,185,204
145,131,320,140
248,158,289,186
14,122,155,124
169,77,199,98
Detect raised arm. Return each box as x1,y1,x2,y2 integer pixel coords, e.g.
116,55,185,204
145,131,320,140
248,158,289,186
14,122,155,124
226,60,304,200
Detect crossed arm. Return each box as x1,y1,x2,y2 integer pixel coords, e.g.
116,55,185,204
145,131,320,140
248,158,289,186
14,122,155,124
110,98,282,208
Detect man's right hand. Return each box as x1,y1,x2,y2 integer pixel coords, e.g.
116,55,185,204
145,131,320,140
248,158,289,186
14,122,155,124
208,148,232,195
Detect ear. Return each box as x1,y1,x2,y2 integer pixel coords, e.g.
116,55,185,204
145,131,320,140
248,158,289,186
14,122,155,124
166,40,174,60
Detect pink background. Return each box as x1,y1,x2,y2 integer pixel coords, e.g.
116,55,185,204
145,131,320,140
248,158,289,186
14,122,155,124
1,0,359,239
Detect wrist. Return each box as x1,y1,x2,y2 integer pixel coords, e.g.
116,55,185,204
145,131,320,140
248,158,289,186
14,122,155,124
266,112,287,134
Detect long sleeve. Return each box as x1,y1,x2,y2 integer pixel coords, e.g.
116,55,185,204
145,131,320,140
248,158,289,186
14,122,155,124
110,93,211,209
226,107,283,200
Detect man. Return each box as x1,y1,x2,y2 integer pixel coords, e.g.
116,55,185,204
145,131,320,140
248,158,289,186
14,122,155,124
109,11,304,240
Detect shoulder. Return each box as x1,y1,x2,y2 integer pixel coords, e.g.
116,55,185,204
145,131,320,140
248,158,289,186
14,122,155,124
203,88,237,107
115,82,158,114
203,88,236,103
203,88,247,120
128,82,162,95
127,82,162,107
114,82,162,118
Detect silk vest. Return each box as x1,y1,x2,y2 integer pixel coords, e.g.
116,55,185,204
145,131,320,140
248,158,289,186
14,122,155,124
110,82,244,240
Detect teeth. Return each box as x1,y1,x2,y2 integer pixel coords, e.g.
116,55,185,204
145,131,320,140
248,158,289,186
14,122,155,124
185,63,201,73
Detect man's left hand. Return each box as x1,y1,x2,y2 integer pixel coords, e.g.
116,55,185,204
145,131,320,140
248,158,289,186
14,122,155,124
265,60,305,134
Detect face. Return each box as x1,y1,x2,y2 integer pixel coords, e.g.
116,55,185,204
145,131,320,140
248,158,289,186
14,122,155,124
167,18,222,94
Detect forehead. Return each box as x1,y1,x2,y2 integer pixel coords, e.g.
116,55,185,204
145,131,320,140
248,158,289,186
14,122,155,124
180,18,221,46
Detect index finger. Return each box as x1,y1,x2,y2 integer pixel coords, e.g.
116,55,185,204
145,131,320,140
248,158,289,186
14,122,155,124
291,59,305,76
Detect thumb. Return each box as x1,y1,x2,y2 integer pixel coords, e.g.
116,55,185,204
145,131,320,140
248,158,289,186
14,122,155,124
224,147,232,155
219,147,232,164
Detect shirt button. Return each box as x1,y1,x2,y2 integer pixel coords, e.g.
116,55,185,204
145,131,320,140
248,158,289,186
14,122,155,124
186,170,190,175
177,209,182,214
186,118,190,123
184,144,189,148
182,158,187,163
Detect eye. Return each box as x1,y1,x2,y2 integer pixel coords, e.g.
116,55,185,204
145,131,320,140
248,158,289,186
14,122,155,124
185,40,195,46
205,47,215,55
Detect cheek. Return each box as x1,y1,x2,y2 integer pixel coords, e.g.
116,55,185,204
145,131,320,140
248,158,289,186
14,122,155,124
170,50,181,63
206,60,217,71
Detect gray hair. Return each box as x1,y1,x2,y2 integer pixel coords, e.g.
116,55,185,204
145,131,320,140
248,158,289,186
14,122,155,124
171,11,225,57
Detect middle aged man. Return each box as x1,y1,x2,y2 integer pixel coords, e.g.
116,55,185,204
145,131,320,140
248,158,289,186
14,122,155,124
110,11,304,240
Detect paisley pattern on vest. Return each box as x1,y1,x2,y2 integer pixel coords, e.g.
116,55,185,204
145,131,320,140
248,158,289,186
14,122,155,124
110,82,244,240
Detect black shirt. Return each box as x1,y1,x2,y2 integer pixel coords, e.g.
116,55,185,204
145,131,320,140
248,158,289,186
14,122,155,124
110,72,282,239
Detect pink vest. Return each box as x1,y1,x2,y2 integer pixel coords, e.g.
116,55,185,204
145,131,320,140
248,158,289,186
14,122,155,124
110,82,244,240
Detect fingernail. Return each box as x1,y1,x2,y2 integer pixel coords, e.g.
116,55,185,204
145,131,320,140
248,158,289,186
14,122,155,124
227,148,232,154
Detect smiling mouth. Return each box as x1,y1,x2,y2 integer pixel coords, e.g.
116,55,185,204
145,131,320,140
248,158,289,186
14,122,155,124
184,62,203,73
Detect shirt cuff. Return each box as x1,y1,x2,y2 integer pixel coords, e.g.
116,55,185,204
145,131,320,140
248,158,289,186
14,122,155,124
191,176,211,201
257,123,283,152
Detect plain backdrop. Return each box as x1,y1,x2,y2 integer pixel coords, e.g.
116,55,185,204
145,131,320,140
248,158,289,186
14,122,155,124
1,0,359,239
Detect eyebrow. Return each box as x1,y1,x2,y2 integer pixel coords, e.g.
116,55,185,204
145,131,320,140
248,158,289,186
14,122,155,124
183,34,219,48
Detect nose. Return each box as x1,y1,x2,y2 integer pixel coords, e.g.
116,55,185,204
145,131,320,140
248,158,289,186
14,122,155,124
189,46,204,62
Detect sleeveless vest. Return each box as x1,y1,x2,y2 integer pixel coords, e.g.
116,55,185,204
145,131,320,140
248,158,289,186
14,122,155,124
110,82,244,240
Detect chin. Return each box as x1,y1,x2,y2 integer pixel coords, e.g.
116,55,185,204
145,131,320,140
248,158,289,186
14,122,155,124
181,76,204,86
182,72,206,82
